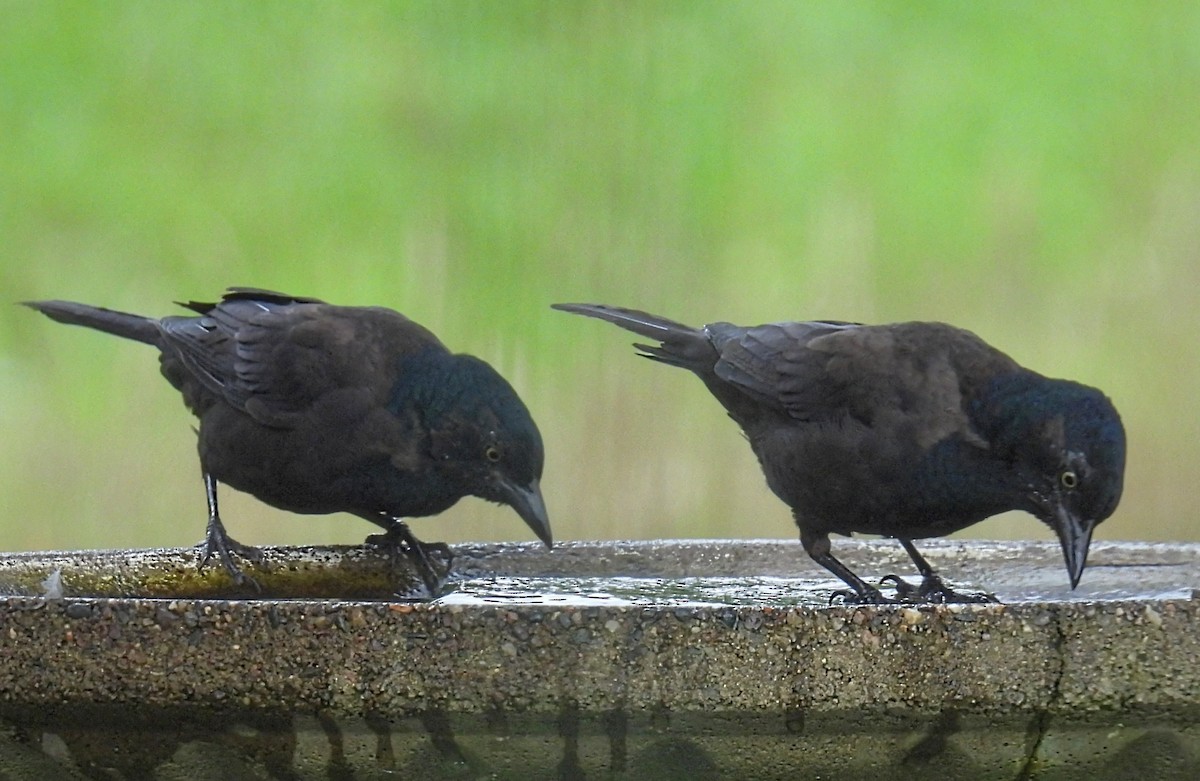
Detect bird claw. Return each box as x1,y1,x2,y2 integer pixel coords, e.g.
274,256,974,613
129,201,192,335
879,573,996,604
918,578,997,604
366,523,453,597
415,540,454,570
829,575,997,606
828,586,897,605
879,574,919,601
197,528,262,592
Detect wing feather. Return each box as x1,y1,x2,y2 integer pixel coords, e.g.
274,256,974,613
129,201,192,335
709,320,1013,448
159,291,445,427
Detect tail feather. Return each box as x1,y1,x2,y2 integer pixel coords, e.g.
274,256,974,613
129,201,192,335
552,303,695,339
23,300,160,346
551,303,714,370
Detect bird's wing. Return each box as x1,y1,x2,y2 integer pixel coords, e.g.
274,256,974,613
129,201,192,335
159,290,445,427
708,320,862,420
173,287,326,315
710,321,1011,445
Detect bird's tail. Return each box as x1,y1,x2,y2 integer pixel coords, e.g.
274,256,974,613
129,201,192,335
22,300,160,346
551,303,715,370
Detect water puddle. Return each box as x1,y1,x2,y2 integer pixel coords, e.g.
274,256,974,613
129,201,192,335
434,574,1194,608
436,574,848,607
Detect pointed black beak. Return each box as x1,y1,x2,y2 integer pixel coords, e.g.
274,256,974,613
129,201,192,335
495,476,553,548
1051,501,1095,589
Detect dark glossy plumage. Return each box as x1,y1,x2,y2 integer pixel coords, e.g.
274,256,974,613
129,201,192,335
554,303,1125,603
25,289,552,591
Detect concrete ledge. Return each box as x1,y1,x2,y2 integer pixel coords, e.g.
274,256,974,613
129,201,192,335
0,539,1197,779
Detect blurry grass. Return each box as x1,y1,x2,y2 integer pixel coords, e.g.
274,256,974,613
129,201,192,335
1,2,1198,552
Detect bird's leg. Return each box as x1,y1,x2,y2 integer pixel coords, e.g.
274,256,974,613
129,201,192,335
197,472,261,590
801,529,893,604
896,538,996,604
364,517,452,596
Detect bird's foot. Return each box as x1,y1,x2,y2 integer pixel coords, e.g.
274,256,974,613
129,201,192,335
366,523,453,597
879,574,921,601
829,585,898,605
197,525,262,592
880,574,996,604
917,574,997,604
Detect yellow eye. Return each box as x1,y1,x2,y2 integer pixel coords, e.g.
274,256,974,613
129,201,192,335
1060,470,1078,489
485,445,501,463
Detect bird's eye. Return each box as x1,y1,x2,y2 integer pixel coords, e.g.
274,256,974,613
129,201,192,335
485,445,502,463
1060,470,1078,490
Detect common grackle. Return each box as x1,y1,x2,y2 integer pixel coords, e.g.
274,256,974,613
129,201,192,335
25,289,552,592
553,303,1125,603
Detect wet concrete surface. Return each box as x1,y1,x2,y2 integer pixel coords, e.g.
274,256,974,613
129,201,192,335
0,538,1197,779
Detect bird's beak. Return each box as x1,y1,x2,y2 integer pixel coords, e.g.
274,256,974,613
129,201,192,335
1050,500,1095,589
495,476,553,548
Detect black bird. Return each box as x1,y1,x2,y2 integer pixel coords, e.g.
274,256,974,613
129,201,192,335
25,289,552,591
553,303,1125,603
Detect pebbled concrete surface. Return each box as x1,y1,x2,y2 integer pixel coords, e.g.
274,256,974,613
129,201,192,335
0,539,1197,779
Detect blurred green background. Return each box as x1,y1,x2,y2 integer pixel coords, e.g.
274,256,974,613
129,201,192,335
2,2,1197,554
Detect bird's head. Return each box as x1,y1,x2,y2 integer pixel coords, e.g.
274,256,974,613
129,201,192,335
422,355,552,548
980,375,1125,588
